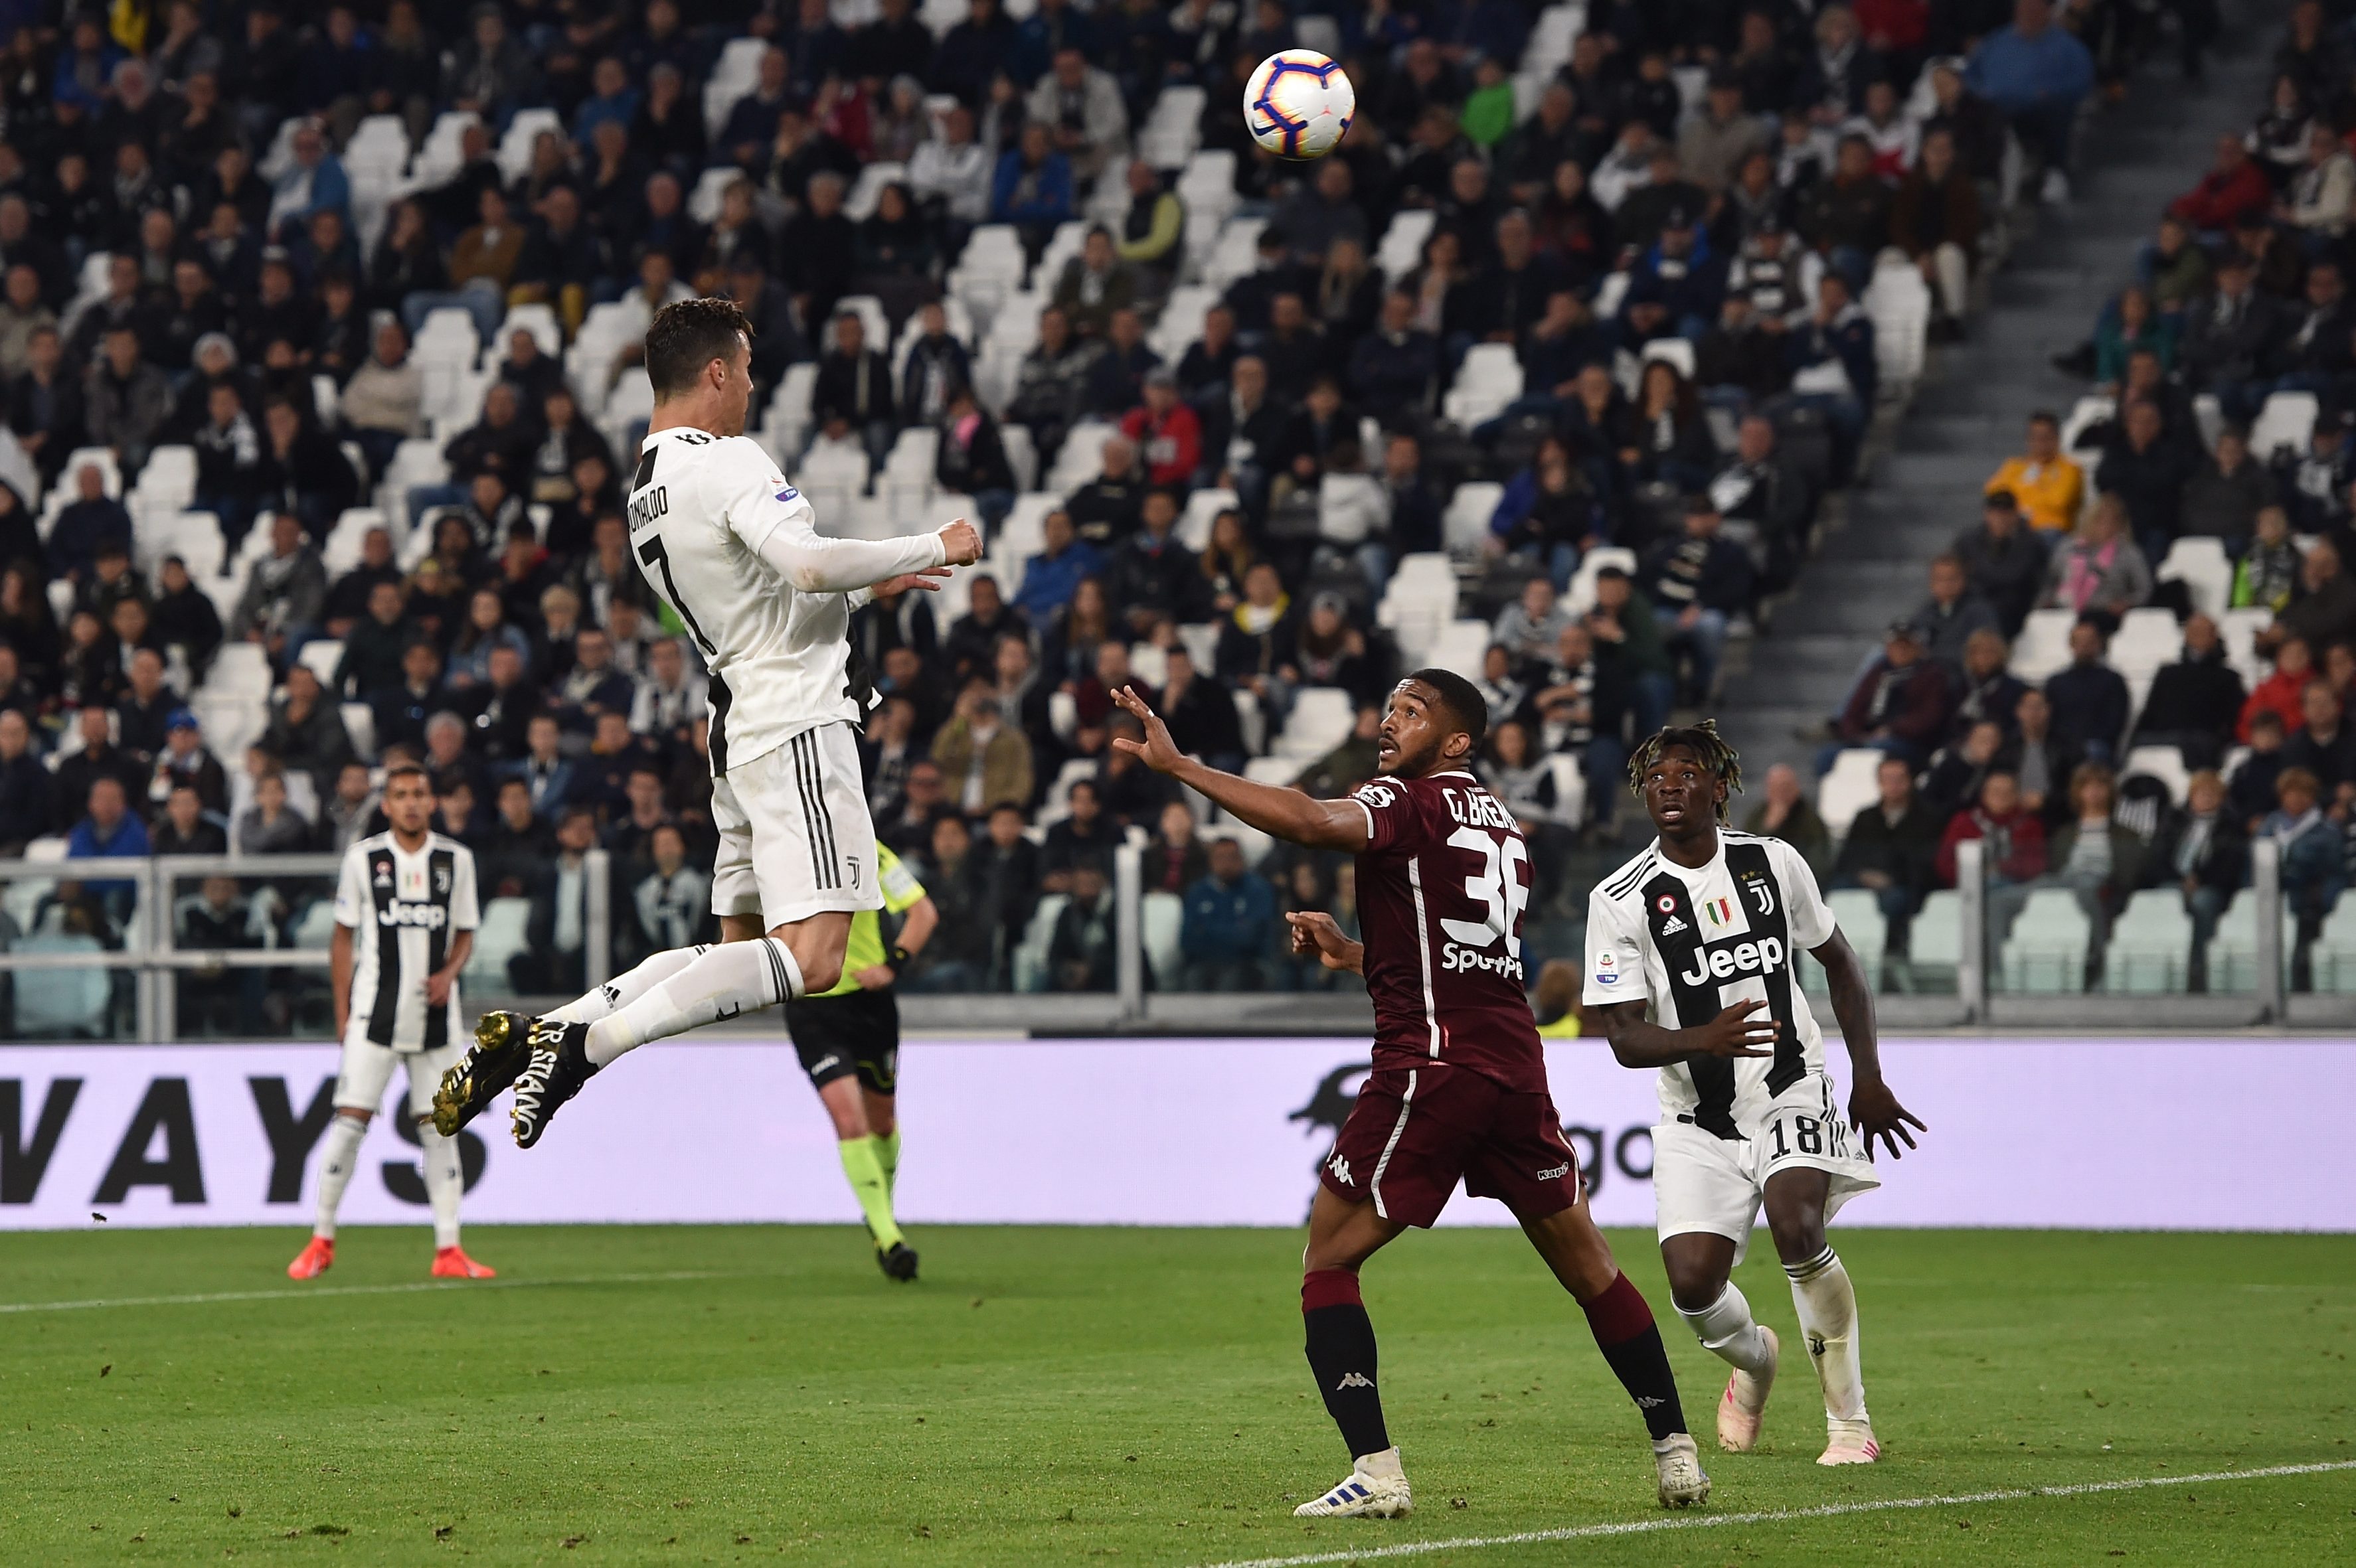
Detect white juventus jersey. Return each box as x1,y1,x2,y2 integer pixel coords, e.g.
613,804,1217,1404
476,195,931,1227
1582,830,1835,1139
333,830,481,1051
625,426,944,774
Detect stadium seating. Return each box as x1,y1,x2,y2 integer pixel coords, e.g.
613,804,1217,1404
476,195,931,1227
2102,889,2196,994
2000,888,2092,994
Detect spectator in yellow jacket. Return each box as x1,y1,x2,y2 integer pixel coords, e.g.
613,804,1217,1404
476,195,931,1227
1985,410,2085,532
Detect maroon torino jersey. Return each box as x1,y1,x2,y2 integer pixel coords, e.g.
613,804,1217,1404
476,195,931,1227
1349,769,1546,1093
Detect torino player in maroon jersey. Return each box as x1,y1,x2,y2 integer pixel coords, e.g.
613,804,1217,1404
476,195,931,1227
1111,672,1710,1521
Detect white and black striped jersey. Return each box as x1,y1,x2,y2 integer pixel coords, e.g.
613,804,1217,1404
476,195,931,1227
332,830,481,1051
624,427,946,775
1582,830,1835,1140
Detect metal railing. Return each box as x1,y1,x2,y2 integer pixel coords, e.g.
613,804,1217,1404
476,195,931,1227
0,834,2335,1040
0,851,614,1042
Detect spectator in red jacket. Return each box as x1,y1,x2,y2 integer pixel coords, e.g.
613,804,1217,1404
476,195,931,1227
2238,634,2315,742
1935,771,2048,937
1823,619,1956,770
1118,368,1202,489
2168,135,2272,232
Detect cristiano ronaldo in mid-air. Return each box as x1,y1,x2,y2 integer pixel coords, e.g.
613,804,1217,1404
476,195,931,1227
1110,672,1711,1520
431,296,979,1150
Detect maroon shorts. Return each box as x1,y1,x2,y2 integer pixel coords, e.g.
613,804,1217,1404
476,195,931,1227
1316,1063,1585,1229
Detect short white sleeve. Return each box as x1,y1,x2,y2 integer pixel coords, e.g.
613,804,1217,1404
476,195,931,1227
1582,883,1650,1006
1772,837,1836,951
449,844,481,931
331,845,367,929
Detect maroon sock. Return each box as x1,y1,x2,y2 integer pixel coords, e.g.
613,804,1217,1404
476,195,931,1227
1303,1269,1390,1458
1582,1272,1687,1443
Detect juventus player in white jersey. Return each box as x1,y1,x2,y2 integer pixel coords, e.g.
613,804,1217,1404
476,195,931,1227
432,297,979,1148
1584,724,1925,1468
288,763,488,1280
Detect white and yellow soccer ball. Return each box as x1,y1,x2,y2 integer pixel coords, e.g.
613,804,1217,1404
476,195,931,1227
1243,50,1355,161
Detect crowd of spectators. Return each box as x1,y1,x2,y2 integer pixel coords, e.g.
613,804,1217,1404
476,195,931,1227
0,0,2302,1012
1770,0,2356,992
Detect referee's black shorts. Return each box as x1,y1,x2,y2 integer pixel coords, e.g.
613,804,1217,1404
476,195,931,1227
783,986,900,1095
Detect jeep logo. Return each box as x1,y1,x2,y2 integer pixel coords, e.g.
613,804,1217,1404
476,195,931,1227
1675,935,1785,988
377,902,448,930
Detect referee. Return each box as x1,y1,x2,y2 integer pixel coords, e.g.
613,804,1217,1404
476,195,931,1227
785,837,936,1281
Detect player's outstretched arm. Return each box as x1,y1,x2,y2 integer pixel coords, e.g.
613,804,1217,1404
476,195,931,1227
1590,996,1778,1069
743,483,980,593
1109,686,1368,851
1286,910,1363,975
1812,928,1926,1161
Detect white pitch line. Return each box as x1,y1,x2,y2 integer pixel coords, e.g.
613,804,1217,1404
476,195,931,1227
1188,1458,2356,1568
0,1269,745,1315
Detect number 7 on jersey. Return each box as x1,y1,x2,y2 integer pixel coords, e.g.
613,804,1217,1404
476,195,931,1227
638,534,718,656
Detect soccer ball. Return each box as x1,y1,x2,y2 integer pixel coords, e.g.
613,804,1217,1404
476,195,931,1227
1243,50,1355,161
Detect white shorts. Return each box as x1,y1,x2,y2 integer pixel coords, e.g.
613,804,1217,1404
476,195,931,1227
1652,1070,1880,1266
334,1032,465,1120
709,722,883,927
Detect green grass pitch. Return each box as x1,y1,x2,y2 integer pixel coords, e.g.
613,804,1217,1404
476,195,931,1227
3,1224,2351,1565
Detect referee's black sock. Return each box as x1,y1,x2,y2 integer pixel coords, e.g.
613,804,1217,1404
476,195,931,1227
1583,1271,1688,1443
1303,1269,1391,1460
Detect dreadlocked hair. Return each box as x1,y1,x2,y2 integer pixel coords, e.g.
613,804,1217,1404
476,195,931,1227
1626,720,1744,823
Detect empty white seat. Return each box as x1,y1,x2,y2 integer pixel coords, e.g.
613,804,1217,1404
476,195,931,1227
2122,744,2192,807
2104,888,2195,993
1275,688,1358,759
2157,536,2233,620
2109,606,2183,678
2010,608,2077,683
2250,390,2319,462
1641,338,1697,380
2001,888,2091,992
1442,481,1503,554
1425,619,1491,680
463,897,533,986
1818,749,1887,841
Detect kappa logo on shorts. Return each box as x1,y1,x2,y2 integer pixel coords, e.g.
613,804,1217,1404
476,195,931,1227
1325,1151,1355,1186
1535,1162,1571,1181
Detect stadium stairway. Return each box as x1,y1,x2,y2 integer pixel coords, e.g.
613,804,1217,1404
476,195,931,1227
1717,0,2286,785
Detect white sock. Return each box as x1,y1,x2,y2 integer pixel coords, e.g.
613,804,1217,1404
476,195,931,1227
1355,1445,1402,1479
1785,1246,1868,1423
584,937,801,1067
1675,1281,1777,1378
547,945,711,1024
313,1113,367,1240
418,1119,463,1249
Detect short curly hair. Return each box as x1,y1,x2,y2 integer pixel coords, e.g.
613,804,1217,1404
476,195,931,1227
1626,720,1744,823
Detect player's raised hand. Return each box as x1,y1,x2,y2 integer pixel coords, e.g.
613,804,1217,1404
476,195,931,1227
1286,910,1363,974
1695,997,1778,1058
1109,684,1183,771
869,567,953,595
936,517,982,566
1847,1078,1926,1162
